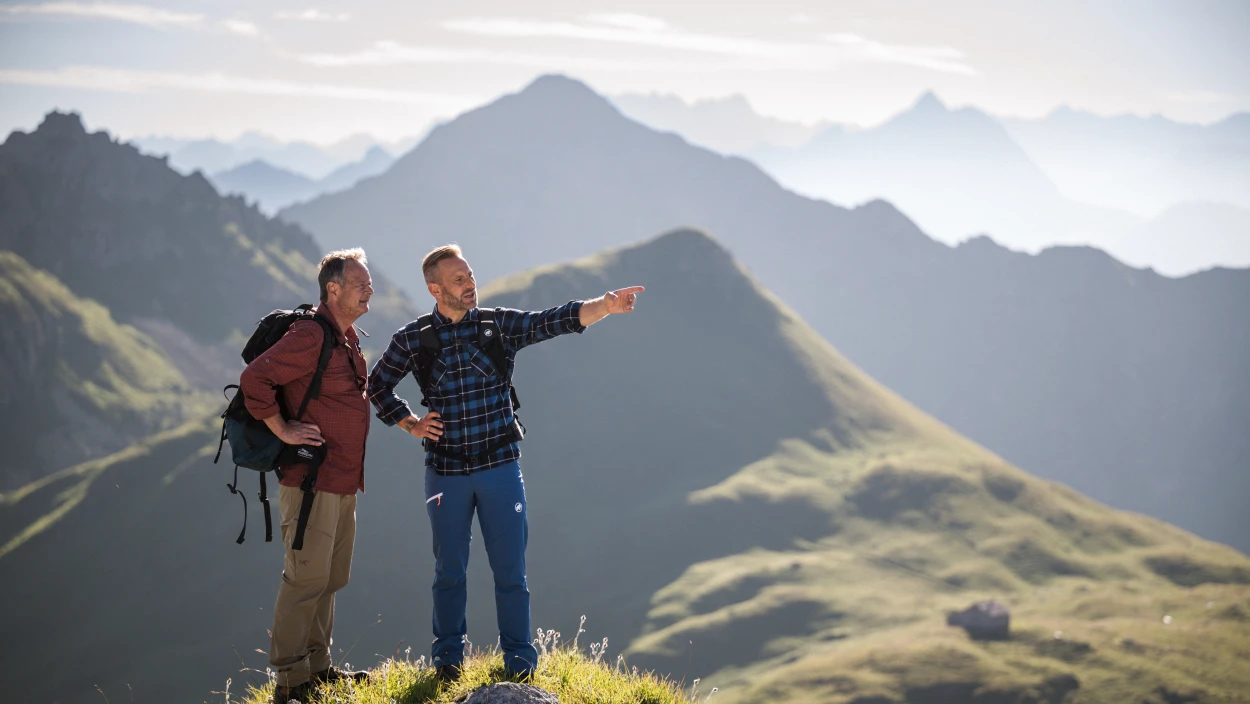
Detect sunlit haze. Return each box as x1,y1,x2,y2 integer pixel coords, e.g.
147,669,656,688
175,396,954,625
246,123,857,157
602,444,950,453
1,0,1248,143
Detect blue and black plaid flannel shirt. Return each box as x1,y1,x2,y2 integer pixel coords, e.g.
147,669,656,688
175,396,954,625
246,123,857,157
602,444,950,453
368,302,585,475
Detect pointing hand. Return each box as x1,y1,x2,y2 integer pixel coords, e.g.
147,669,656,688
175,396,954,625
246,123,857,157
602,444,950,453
604,286,645,315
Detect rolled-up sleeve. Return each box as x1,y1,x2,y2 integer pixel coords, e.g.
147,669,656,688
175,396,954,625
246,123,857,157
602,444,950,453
495,302,585,352
368,329,417,426
240,321,322,420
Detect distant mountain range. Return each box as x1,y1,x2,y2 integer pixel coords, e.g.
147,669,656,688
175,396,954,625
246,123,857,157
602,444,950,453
132,130,421,180
1004,107,1250,216
3,214,1246,703
617,90,1249,276
282,75,1250,553
209,146,395,214
751,92,1140,254
612,92,833,154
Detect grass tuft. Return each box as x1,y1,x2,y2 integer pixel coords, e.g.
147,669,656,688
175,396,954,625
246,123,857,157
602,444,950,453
237,640,702,704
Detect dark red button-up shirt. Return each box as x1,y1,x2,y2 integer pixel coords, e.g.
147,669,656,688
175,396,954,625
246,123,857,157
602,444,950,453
240,304,369,494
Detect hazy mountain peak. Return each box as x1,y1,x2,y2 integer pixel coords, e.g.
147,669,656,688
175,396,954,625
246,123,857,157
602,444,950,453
912,90,949,113
517,73,613,110
30,110,89,140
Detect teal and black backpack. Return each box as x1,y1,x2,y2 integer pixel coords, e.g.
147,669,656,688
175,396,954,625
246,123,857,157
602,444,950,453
214,304,336,546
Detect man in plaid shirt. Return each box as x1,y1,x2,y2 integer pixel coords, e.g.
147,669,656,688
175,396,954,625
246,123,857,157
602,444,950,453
367,244,643,681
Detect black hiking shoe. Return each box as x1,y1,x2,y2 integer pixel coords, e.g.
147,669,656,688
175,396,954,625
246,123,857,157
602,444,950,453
314,665,369,685
272,682,312,704
435,663,461,683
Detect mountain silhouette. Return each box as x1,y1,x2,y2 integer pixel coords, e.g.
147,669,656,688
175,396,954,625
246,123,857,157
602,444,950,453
3,230,1246,703
1005,106,1250,217
282,75,1250,552
210,146,395,215
0,112,416,345
612,92,831,154
750,90,1140,253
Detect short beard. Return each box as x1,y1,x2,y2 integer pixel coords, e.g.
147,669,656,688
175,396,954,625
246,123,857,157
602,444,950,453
440,289,473,314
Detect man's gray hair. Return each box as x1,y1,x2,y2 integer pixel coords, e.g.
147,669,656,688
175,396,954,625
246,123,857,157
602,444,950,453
318,248,368,302
422,244,464,285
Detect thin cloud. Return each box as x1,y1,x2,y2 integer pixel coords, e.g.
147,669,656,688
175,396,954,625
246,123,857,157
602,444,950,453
275,9,351,22
0,66,462,106
292,40,718,73
582,13,669,32
439,15,978,75
0,2,204,26
823,33,976,76
222,19,263,37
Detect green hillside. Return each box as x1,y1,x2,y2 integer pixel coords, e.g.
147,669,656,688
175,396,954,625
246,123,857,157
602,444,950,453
1,229,1245,704
0,251,206,487
481,230,1250,704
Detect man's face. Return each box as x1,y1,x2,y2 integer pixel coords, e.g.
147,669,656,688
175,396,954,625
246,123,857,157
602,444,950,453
432,256,477,313
330,259,373,320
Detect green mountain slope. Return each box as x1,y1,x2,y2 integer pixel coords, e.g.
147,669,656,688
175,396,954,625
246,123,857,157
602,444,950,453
482,231,1250,704
0,251,204,487
1,231,1245,703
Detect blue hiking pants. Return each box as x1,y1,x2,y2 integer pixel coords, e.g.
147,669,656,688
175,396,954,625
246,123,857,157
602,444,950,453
425,460,537,673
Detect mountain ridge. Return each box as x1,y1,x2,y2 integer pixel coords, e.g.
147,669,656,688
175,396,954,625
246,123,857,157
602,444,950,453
281,74,1250,551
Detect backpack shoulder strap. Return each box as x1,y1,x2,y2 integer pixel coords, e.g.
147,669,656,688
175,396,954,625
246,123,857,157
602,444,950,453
476,308,519,411
293,315,338,421
414,314,440,407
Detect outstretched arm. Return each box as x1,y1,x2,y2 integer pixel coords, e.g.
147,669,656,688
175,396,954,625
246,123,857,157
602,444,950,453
579,286,645,326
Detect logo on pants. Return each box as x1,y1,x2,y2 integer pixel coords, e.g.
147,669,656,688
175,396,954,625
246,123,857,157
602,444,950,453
514,502,522,513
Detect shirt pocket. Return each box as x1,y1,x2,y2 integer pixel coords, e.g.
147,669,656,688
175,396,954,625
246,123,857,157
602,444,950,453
467,347,499,379
429,356,451,395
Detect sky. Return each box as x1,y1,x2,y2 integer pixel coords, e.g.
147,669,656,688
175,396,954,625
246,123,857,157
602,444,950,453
1,0,1248,143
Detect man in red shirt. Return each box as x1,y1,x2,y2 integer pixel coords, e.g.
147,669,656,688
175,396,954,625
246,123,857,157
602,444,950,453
240,248,373,703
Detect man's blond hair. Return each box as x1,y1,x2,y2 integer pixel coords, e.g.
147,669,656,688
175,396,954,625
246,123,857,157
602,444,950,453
422,244,464,285
318,248,368,302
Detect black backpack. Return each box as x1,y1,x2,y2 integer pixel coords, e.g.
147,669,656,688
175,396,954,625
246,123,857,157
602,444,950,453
414,308,524,466
214,304,336,547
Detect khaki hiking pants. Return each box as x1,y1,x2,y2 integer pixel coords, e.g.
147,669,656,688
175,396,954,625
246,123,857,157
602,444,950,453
270,485,357,687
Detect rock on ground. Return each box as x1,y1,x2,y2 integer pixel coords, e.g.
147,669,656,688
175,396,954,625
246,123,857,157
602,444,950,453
946,600,1011,640
459,682,560,704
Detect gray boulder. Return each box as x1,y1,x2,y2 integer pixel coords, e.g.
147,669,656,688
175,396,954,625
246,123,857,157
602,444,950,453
460,682,560,704
946,600,1011,640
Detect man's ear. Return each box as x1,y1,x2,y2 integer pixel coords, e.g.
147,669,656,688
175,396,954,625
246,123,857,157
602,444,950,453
427,282,441,298
326,280,340,303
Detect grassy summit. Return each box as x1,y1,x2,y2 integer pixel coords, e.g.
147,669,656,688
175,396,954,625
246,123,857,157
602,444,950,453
237,638,699,704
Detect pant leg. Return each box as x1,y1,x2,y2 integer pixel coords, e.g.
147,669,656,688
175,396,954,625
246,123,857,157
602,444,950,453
270,485,343,687
472,461,537,673
308,492,356,673
426,469,475,668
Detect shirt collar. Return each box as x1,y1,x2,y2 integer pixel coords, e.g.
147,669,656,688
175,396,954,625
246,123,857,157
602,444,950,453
431,304,477,327
314,303,356,345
